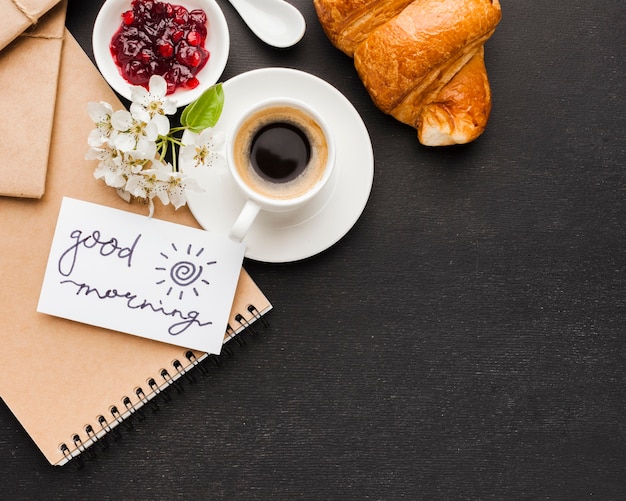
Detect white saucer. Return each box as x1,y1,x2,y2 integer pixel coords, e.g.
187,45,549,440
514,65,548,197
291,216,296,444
182,68,374,263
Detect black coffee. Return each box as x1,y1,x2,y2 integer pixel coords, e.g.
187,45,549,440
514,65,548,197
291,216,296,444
250,122,311,183
233,105,328,200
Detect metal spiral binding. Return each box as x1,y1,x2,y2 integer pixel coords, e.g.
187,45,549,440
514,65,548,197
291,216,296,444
123,396,146,422
136,386,160,413
85,423,109,451
173,359,195,385
248,304,270,328
185,350,209,376
148,377,171,403
97,414,121,440
57,303,269,469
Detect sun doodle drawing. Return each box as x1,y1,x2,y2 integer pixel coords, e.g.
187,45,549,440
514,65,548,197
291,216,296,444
155,243,216,301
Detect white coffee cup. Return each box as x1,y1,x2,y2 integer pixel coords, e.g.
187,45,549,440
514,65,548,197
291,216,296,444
227,97,336,243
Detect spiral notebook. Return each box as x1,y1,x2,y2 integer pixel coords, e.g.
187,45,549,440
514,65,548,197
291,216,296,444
0,31,271,466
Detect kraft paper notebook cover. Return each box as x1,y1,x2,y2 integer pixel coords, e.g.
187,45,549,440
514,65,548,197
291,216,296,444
0,31,271,466
0,0,66,198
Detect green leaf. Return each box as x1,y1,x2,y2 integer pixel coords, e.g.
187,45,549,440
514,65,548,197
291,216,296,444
180,83,224,133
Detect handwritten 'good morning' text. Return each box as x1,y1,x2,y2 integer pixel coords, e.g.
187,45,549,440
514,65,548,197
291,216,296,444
57,229,141,277
56,227,211,336
60,279,211,336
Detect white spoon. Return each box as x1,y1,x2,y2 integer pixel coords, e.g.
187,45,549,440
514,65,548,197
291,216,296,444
225,0,306,48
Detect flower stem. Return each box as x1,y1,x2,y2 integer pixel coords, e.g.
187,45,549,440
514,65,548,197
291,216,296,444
156,126,190,172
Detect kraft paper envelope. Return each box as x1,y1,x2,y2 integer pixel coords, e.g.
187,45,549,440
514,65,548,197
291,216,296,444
0,0,66,198
0,30,271,466
0,0,60,51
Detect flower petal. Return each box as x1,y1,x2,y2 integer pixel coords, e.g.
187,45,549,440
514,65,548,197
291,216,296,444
151,113,171,137
88,128,108,148
129,102,151,122
148,75,168,98
130,84,150,106
113,132,137,152
88,101,113,123
116,188,132,203
111,110,133,131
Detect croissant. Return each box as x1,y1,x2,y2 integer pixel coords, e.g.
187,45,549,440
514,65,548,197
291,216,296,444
314,0,502,146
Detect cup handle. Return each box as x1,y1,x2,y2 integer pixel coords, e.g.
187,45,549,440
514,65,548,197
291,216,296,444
229,199,261,243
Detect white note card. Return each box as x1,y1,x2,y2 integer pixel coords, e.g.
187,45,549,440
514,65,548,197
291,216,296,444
38,197,246,354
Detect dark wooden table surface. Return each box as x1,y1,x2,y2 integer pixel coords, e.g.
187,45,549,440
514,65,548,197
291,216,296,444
2,0,625,498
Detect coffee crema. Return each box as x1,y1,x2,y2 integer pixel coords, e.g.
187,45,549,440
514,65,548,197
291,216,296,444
232,106,329,200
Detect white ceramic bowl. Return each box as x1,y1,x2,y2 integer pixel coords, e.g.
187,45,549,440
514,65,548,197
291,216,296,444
93,0,230,107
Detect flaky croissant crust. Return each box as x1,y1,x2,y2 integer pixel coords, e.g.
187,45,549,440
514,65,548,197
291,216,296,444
314,0,502,146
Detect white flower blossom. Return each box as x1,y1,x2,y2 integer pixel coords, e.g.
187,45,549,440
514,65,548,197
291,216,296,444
125,161,169,197
180,128,226,173
87,101,115,147
90,147,125,188
111,109,158,154
162,171,203,210
86,77,219,216
130,75,177,136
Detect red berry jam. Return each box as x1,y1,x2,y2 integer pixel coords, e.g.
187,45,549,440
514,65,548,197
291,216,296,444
110,0,210,94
